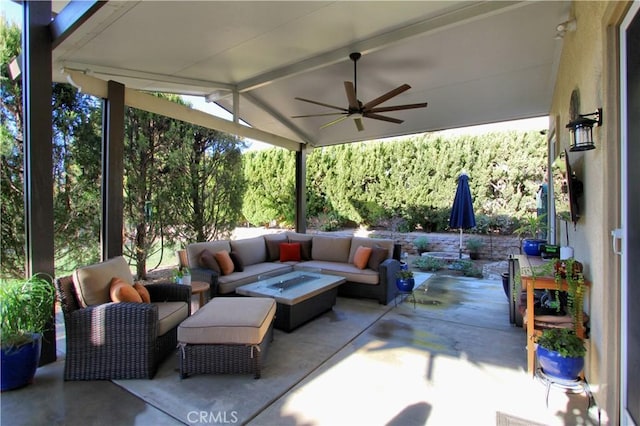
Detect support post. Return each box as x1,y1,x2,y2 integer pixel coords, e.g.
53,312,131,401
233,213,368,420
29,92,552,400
22,0,56,365
101,80,125,260
295,146,307,233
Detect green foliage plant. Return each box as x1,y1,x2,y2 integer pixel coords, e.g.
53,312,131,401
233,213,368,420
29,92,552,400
412,256,445,272
465,237,484,253
396,270,414,279
553,258,586,334
535,328,586,358
514,214,547,240
456,260,483,278
0,274,56,349
413,236,429,253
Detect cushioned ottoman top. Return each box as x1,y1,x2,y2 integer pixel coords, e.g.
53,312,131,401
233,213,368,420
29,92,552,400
178,297,276,345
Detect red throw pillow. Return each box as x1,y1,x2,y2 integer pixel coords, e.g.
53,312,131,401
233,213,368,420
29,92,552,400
280,242,301,262
353,246,373,269
133,282,151,303
214,251,235,275
110,277,142,303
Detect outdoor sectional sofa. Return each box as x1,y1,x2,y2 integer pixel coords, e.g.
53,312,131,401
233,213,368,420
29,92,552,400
185,232,402,305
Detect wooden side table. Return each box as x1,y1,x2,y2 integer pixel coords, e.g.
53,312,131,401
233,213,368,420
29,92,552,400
190,281,211,309
521,274,590,376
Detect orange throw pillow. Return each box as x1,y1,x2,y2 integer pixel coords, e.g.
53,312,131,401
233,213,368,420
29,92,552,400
353,246,373,269
134,282,151,303
214,251,235,275
110,277,142,303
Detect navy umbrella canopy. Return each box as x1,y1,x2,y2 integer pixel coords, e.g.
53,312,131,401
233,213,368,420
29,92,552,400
449,173,476,258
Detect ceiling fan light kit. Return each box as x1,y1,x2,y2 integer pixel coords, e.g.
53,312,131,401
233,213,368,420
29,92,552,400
292,52,428,131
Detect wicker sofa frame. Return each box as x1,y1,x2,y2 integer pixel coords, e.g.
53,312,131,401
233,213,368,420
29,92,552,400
178,320,274,379
56,276,191,380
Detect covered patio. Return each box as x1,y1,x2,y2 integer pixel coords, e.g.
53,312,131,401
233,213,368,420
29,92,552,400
12,1,638,424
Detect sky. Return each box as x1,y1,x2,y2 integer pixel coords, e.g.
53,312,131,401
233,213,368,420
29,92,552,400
2,1,548,149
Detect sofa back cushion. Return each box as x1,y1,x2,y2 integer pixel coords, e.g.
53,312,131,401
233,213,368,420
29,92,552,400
311,235,352,263
73,256,134,308
229,236,268,266
186,241,231,269
263,233,288,261
347,237,394,263
286,232,313,260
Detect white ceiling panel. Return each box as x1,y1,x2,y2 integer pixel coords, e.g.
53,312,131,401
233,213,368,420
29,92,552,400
53,0,570,148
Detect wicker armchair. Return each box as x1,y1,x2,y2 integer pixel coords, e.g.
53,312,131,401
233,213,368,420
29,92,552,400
56,270,191,380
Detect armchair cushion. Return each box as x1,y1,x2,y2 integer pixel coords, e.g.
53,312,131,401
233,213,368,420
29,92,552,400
155,302,190,336
73,256,133,308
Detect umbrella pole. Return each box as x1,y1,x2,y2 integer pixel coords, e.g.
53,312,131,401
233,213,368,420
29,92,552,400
459,228,463,259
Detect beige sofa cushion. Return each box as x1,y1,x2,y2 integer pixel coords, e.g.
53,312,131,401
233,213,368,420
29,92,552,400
186,241,231,269
155,301,189,336
217,263,292,294
347,237,394,263
230,236,268,266
311,235,351,263
294,261,379,285
178,297,276,345
73,256,133,308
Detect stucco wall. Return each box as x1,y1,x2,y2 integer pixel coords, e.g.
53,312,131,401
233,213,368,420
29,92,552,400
549,1,630,423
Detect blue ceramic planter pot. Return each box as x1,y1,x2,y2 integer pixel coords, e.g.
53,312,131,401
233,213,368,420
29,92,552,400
1,333,42,391
522,239,546,256
536,345,584,380
396,278,415,292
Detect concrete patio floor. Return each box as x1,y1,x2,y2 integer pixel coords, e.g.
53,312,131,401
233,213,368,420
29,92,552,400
1,272,599,426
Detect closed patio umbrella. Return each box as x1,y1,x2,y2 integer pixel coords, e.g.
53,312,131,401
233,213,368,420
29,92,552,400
449,173,476,259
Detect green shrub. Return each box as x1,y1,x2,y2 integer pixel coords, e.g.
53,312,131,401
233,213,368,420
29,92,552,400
412,256,445,272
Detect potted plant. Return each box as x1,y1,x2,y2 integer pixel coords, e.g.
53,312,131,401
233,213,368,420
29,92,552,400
396,269,415,292
465,237,484,260
413,236,429,255
514,214,547,256
1,274,56,391
535,328,586,380
173,267,191,285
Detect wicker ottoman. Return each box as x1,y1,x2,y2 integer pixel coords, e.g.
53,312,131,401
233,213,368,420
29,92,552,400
177,297,276,379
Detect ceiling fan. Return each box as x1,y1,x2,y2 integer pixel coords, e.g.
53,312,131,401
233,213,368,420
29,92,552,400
292,52,428,132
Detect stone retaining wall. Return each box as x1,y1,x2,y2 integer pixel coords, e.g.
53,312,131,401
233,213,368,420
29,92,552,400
366,231,521,261
233,227,521,261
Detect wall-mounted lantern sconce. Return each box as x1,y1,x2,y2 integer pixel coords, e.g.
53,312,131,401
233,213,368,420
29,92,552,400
566,108,602,152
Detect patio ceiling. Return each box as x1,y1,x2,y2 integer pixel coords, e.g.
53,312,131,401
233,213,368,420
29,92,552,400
51,1,571,149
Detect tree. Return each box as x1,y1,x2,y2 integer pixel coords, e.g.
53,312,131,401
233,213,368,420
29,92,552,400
51,84,102,271
123,99,180,279
169,124,246,243
0,18,25,278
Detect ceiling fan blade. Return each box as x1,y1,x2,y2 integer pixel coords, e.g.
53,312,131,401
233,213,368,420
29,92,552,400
292,112,346,118
344,82,359,110
295,97,347,112
362,84,411,110
369,102,428,113
363,112,404,124
354,117,364,132
320,115,350,129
